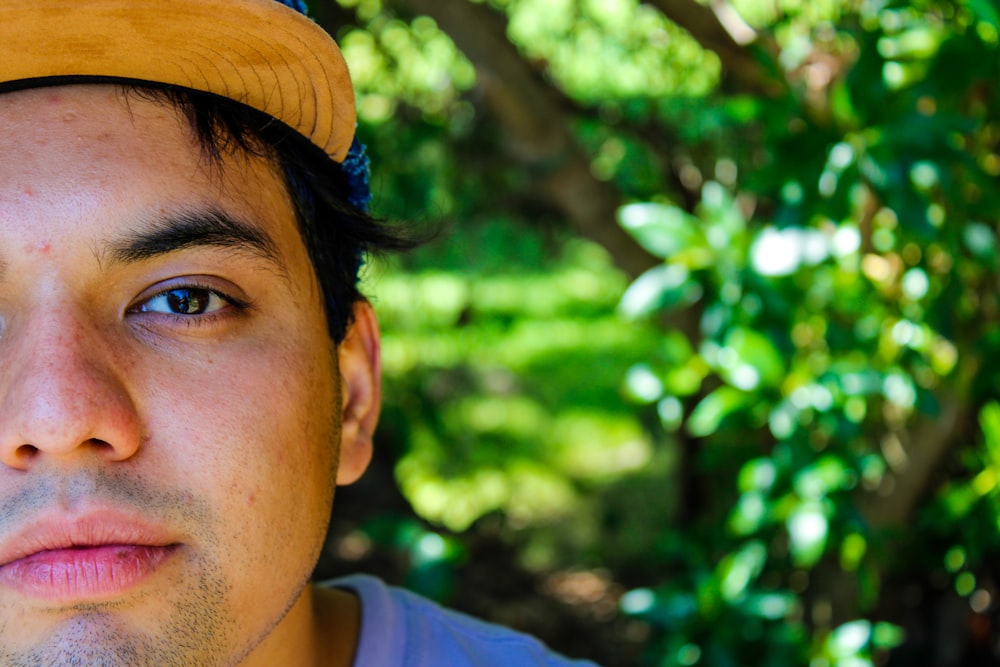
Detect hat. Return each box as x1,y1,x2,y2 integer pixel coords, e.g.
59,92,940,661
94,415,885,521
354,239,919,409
0,0,357,163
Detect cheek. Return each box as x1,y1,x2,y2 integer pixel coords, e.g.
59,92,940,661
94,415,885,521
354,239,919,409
135,337,340,541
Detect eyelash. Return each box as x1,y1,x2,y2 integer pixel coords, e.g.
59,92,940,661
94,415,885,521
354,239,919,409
129,281,251,326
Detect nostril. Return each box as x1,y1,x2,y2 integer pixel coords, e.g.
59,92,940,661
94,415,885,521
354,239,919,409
85,438,115,453
9,443,39,466
85,438,136,462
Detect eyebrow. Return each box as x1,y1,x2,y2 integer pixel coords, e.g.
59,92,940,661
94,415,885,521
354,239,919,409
102,209,284,271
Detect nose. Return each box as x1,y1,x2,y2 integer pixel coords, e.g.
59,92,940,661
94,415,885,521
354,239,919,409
0,311,143,470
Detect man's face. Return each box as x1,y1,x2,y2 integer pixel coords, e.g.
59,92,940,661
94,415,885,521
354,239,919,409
0,85,373,666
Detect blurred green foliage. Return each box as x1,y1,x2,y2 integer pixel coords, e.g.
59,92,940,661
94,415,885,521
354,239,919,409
316,0,1000,664
375,233,657,532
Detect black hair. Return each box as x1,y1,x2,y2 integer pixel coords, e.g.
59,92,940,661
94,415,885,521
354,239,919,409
122,84,414,343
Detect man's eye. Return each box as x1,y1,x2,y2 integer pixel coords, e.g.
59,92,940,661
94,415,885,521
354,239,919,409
137,287,229,316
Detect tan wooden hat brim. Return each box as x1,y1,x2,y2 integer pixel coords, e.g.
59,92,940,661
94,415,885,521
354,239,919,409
0,0,356,162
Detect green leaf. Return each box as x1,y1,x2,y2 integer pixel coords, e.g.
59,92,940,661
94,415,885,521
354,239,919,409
661,329,696,363
687,386,753,437
787,501,829,567
624,363,664,403
878,26,943,61
657,396,684,431
828,620,871,657
728,491,768,536
939,482,980,520
721,327,786,390
740,592,799,620
618,264,702,319
721,96,761,123
872,622,906,649
698,181,745,247
738,458,778,494
663,360,708,396
840,533,868,572
968,0,1000,29
793,455,852,499
716,540,767,602
980,402,1000,460
962,222,998,263
617,202,703,259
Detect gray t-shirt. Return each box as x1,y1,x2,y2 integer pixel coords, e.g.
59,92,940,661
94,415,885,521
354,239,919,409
327,575,601,666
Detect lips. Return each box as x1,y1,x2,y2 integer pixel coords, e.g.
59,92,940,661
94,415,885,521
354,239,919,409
0,511,180,601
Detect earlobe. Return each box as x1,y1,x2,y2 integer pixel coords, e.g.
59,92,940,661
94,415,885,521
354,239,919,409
336,300,382,486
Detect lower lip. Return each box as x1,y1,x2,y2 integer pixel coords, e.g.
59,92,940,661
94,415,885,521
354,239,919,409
0,545,177,601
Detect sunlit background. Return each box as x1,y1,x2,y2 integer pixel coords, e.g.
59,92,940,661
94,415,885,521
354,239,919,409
308,1,1000,665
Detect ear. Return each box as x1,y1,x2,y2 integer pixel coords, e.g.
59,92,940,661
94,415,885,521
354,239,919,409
336,300,382,486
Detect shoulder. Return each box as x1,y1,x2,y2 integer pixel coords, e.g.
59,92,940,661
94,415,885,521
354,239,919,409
323,575,601,667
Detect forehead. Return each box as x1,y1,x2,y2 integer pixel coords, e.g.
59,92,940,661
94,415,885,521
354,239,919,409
1,85,188,170
0,85,292,238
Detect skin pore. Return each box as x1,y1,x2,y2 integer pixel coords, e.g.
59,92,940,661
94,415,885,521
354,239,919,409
0,85,380,666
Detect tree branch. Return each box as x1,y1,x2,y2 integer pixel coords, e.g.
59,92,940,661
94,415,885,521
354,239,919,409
642,0,784,97
860,395,967,528
391,0,659,278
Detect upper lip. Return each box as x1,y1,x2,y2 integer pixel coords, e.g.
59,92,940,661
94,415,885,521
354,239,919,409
0,509,179,567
